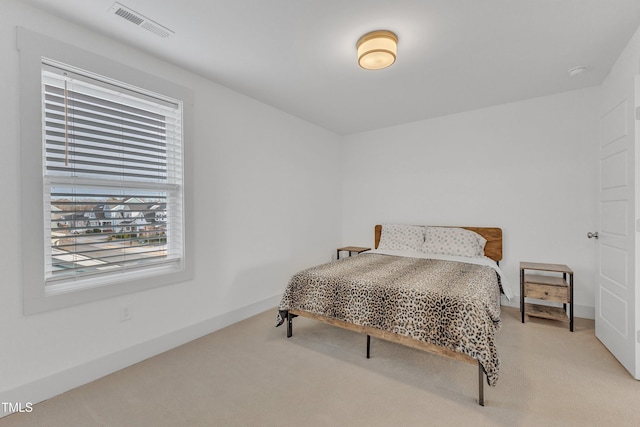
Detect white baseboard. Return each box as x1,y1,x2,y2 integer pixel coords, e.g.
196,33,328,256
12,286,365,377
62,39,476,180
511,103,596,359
0,294,281,418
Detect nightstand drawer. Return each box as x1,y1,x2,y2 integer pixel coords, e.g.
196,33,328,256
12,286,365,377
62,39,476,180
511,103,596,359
524,282,569,302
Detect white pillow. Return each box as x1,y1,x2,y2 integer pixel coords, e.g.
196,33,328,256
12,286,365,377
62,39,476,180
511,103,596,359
421,227,486,258
378,224,425,252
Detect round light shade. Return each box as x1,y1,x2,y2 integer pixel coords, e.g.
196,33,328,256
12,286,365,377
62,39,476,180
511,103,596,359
357,30,398,70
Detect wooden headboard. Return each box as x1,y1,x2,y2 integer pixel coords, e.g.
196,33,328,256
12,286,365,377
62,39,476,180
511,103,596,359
374,224,503,262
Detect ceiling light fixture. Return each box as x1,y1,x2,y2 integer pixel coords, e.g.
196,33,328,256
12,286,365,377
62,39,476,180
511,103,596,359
357,30,398,70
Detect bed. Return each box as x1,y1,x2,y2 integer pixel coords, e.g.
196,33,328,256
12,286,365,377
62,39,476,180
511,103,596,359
276,224,508,406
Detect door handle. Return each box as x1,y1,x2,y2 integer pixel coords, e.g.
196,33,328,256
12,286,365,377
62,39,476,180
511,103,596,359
587,231,599,239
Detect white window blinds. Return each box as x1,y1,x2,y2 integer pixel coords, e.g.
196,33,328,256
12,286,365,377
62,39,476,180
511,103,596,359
42,60,185,291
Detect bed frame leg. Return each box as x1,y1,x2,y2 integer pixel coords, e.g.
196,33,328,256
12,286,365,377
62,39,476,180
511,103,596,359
478,362,485,406
286,311,293,338
366,335,371,359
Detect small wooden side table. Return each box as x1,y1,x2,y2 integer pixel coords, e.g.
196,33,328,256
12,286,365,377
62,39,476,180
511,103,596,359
520,261,574,331
337,246,370,260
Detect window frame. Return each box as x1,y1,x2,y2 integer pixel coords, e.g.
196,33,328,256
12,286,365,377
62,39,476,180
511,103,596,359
18,28,194,314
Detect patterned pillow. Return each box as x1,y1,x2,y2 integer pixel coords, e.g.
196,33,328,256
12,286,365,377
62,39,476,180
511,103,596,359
378,224,426,252
421,227,486,258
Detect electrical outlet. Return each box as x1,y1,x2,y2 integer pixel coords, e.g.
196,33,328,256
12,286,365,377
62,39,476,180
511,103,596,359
120,303,133,322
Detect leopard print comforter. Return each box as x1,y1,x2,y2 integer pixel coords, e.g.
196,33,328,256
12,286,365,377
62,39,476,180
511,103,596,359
277,253,502,386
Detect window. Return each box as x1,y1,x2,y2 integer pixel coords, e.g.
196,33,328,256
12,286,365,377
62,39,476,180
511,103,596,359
18,28,193,313
42,60,184,292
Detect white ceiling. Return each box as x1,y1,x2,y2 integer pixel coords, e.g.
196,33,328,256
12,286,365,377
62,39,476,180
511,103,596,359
20,0,640,135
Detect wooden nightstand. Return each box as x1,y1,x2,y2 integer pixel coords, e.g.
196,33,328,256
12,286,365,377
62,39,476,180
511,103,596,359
520,262,574,331
337,246,370,260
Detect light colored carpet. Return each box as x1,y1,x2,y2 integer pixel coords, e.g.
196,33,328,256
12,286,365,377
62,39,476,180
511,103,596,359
2,306,640,427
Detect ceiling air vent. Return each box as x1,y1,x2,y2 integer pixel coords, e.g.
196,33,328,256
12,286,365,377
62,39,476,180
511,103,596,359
109,2,174,38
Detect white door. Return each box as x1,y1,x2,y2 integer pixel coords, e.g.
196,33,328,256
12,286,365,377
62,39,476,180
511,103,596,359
595,75,638,378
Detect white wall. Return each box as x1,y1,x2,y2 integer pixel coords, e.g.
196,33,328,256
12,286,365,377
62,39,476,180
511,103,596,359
341,87,600,316
0,0,341,413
